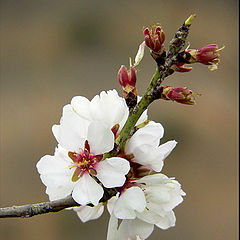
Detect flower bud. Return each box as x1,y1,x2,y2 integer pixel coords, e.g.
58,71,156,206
144,25,165,53
196,44,221,65
180,44,224,71
118,65,137,109
118,65,136,90
161,86,196,105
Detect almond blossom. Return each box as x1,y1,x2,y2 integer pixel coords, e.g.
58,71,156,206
125,121,177,172
112,174,186,232
73,119,181,236
37,90,132,206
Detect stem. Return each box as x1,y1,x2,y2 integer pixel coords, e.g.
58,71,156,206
115,69,160,148
103,69,160,160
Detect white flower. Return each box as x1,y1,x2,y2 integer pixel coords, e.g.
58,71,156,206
37,90,131,206
70,89,129,131
112,173,186,230
125,121,177,172
107,213,154,240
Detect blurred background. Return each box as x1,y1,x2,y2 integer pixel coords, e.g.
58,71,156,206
0,0,238,239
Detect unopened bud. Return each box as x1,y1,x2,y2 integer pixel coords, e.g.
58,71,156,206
161,86,196,105
118,65,137,109
118,65,136,90
111,123,120,138
180,44,224,71
144,25,165,53
184,14,196,26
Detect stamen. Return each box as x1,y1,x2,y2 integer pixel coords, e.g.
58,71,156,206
215,45,225,52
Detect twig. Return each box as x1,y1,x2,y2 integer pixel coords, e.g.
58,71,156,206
0,195,78,218
0,188,117,218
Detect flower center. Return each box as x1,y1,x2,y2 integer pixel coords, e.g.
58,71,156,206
68,140,103,182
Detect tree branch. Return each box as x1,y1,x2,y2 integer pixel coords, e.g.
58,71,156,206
0,195,78,218
0,188,117,218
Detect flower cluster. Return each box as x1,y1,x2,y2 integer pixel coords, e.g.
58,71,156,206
37,89,185,239
36,15,223,240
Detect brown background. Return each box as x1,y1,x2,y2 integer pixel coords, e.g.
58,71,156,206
0,0,238,239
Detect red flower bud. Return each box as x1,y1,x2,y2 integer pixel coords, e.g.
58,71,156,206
185,44,224,71
161,86,196,105
144,25,165,53
118,65,136,90
196,44,220,65
118,65,137,109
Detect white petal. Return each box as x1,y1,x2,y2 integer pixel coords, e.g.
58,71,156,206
52,105,88,152
136,208,162,225
73,204,104,222
87,121,114,154
72,174,104,206
107,213,118,240
155,211,176,229
117,218,154,240
46,185,73,201
136,109,148,126
88,94,103,121
136,173,169,185
36,150,76,201
134,41,146,67
107,195,119,215
136,208,176,229
96,157,130,188
98,90,129,129
36,154,71,175
88,90,129,130
71,96,91,120
113,187,146,219
158,140,177,160
132,144,164,172
40,173,73,188
126,121,164,153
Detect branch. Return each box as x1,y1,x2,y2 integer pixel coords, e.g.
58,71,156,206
0,188,117,218
0,195,78,218
110,14,196,152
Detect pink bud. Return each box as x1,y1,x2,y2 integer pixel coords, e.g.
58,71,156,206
118,65,136,89
118,65,128,88
196,44,220,65
144,25,165,53
161,86,196,105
